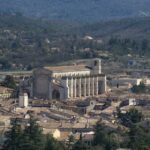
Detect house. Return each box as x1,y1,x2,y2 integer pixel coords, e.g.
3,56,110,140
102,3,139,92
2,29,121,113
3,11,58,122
0,86,14,99
43,128,61,139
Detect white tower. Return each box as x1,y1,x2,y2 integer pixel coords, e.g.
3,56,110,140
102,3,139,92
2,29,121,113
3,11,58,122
19,93,28,108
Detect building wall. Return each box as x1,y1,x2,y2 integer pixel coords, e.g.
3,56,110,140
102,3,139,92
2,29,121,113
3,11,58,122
111,78,142,86
33,69,51,99
0,87,13,99
32,59,106,100
52,70,90,78
59,75,106,100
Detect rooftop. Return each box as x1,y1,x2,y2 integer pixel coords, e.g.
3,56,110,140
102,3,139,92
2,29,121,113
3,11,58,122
0,86,14,94
44,65,90,73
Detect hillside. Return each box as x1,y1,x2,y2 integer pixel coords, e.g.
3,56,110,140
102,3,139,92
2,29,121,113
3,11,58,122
1,14,150,70
1,0,150,22
78,17,150,40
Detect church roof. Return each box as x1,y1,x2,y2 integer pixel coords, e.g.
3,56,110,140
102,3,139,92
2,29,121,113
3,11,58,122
44,65,90,73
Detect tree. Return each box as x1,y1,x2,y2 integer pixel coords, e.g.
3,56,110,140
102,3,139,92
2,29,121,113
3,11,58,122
73,133,90,150
93,121,118,150
3,119,23,150
118,108,143,127
141,39,149,51
4,117,44,150
44,134,63,150
94,122,106,146
66,135,75,150
128,125,150,150
0,57,11,70
22,116,45,150
3,116,64,150
90,145,104,150
1,75,16,89
127,108,143,123
131,82,149,94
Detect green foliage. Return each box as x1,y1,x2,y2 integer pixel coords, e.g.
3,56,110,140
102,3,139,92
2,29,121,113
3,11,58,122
1,75,16,89
66,135,75,150
90,145,104,150
1,13,150,70
131,82,150,94
93,122,118,150
3,116,64,150
128,125,150,150
117,108,143,127
22,117,45,150
127,108,143,123
93,122,150,149
93,123,106,146
93,119,150,150
72,133,90,150
107,37,150,56
3,119,23,150
44,134,63,150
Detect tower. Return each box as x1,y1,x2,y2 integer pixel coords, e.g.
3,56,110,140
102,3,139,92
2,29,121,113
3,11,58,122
91,58,101,75
19,93,28,108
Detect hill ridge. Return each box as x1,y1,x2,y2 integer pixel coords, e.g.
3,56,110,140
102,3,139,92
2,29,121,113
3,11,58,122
1,0,150,22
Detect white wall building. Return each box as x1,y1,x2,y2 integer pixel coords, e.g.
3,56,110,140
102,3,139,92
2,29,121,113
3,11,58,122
25,58,106,101
19,93,28,107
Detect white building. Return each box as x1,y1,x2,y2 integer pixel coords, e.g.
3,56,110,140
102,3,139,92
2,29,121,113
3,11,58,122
19,93,29,107
129,98,137,106
25,59,106,100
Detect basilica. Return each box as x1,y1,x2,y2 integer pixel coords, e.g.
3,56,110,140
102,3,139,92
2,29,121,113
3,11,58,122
24,58,106,100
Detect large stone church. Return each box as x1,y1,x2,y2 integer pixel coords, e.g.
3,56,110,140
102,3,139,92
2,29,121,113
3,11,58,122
24,58,106,100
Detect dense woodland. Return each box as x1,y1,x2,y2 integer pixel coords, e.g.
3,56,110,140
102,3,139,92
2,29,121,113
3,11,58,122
1,13,150,70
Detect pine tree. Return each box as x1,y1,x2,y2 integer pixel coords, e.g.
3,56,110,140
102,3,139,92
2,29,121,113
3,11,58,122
94,122,106,146
3,119,23,150
72,133,89,150
22,116,45,150
44,134,63,150
3,116,64,150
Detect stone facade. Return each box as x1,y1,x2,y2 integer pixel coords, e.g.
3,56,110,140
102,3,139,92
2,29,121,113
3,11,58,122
30,58,106,100
0,86,14,99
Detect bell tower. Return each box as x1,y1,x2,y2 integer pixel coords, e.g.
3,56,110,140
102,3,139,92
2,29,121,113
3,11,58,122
91,58,101,75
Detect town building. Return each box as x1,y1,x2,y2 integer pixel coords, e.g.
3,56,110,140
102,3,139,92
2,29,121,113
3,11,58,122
0,86,14,99
23,58,107,101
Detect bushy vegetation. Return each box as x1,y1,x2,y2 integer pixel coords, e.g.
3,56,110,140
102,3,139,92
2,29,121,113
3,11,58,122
128,125,150,150
131,82,150,94
1,75,16,89
3,117,63,150
117,108,143,127
93,122,119,150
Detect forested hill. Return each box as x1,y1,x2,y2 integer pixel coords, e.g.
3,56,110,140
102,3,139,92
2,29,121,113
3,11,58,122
1,0,150,22
78,17,150,40
1,13,150,70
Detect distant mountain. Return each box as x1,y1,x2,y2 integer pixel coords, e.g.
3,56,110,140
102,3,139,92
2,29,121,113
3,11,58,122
1,0,150,22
